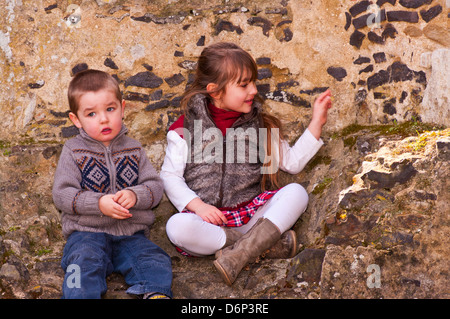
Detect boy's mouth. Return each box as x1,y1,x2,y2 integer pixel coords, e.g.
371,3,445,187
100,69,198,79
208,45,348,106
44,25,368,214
101,128,112,135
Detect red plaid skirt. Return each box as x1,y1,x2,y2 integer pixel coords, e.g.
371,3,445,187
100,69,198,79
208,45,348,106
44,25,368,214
175,189,279,256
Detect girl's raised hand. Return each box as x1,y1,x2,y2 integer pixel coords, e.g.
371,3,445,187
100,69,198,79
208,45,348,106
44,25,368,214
308,89,332,140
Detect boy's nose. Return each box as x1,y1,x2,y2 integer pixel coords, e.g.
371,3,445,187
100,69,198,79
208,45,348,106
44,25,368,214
99,112,109,123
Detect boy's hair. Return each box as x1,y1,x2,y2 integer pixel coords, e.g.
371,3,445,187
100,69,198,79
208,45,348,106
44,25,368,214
182,42,283,190
68,69,122,115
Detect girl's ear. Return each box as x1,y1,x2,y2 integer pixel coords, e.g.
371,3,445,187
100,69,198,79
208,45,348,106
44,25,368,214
69,112,82,128
206,83,222,100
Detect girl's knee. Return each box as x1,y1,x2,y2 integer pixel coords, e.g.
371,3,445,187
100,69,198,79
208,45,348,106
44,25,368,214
284,183,308,201
166,213,198,246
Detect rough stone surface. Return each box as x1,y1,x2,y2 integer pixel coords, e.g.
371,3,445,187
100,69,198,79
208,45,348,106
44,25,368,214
0,0,448,299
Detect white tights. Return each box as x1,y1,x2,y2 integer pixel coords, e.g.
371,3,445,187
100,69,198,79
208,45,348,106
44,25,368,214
166,183,309,256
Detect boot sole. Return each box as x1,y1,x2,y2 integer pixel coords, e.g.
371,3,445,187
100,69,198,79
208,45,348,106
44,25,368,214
213,260,233,286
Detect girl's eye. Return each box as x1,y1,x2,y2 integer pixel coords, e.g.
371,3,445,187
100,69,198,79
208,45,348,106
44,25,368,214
240,83,248,88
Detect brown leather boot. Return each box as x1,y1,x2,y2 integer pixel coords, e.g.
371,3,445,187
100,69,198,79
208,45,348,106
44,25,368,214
216,228,298,259
213,218,281,286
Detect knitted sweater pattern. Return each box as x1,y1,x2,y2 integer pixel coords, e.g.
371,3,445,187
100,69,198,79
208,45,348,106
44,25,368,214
52,125,163,238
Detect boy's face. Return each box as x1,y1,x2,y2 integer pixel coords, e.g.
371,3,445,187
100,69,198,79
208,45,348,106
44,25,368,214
69,89,125,147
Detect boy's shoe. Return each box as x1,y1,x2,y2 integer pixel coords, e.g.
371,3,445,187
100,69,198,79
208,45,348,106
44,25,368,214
143,292,171,299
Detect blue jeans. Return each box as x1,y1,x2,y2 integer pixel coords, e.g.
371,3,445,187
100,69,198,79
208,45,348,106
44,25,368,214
60,231,172,299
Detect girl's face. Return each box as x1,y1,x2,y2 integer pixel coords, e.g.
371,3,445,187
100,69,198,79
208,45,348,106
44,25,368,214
213,70,258,113
69,89,125,147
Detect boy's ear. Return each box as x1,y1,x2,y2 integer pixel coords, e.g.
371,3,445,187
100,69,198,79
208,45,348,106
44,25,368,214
69,112,82,128
121,99,126,119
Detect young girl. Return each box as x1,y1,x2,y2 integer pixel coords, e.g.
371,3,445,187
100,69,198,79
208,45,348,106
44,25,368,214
161,42,332,286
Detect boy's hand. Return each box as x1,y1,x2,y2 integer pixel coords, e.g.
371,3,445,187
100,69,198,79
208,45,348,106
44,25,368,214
113,189,137,210
99,194,132,219
186,197,228,226
308,89,332,140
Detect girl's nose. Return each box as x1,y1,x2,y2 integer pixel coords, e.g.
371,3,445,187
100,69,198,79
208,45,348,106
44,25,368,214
249,82,257,95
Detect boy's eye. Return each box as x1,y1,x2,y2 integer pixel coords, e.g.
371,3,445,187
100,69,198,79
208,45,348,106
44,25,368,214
87,112,96,117
107,107,115,112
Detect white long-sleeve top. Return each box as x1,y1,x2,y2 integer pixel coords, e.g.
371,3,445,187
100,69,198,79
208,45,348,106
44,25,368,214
160,128,323,212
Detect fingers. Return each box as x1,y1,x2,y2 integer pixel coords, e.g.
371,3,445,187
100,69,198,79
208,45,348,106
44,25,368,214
110,202,132,219
113,190,136,209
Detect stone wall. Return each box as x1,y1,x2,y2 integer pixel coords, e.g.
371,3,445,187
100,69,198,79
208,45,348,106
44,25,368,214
0,0,448,155
0,0,448,299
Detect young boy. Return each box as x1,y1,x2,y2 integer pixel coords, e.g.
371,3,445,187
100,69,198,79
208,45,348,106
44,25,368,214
52,69,172,299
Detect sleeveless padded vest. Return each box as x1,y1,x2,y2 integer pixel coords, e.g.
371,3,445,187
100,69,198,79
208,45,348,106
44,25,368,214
183,94,264,208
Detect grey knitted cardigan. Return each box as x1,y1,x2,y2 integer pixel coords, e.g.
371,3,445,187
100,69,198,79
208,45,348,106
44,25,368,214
183,94,264,208
52,125,163,238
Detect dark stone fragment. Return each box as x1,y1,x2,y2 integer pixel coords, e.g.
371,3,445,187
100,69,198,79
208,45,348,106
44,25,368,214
44,4,57,13
367,69,389,90
215,19,243,35
123,92,150,103
174,50,184,57
352,9,386,29
354,56,371,64
170,96,182,108
257,68,272,80
50,110,70,118
387,11,419,23
420,5,443,22
145,99,170,111
165,73,185,87
374,92,388,99
256,57,271,65
436,138,450,161
399,91,408,103
182,24,191,30
256,84,271,95
286,249,326,284
280,27,293,42
399,0,432,9
350,29,366,48
388,61,413,82
196,35,205,46
382,23,398,39
345,12,352,30
104,58,118,70
359,64,374,74
150,89,163,101
373,52,387,63
277,79,299,90
354,88,368,104
363,161,417,188
377,0,397,6
327,66,347,81
299,87,329,95
142,63,153,71
247,17,273,37
383,98,397,115
381,232,415,248
28,81,45,89
414,71,426,84
368,31,385,44
265,90,310,107
125,71,163,88
61,126,79,138
413,190,437,201
42,146,58,159
71,63,88,76
349,0,372,17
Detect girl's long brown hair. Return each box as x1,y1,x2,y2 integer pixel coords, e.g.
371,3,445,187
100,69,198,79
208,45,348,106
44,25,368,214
181,42,283,191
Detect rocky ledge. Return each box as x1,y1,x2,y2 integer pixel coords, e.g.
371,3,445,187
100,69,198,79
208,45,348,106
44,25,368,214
0,123,448,299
